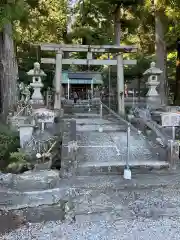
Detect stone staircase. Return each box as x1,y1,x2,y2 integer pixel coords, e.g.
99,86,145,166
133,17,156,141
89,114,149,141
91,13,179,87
75,129,169,176
63,100,100,116
62,104,169,177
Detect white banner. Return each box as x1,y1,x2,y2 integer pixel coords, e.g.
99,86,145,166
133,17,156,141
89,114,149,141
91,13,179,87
161,113,180,127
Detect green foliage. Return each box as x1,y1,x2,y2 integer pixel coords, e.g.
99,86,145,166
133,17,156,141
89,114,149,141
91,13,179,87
9,151,27,163
7,150,33,173
0,124,32,173
0,0,27,29
13,0,70,84
2,0,180,91
6,160,33,174
15,0,69,44
0,123,20,161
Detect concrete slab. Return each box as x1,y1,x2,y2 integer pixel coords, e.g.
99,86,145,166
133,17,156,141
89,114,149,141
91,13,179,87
0,188,67,211
74,113,100,118
72,118,112,125
76,124,125,132
0,170,60,192
77,131,153,159
81,160,169,168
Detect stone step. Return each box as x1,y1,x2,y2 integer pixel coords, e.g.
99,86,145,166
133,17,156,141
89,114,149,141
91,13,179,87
71,106,98,109
0,170,60,192
0,188,67,211
76,124,126,132
69,118,112,125
0,204,66,235
73,104,97,107
74,113,101,118
76,160,169,176
11,203,66,224
0,169,179,212
73,110,100,114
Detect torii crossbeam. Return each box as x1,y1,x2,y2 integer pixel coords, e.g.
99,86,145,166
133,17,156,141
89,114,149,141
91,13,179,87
40,43,137,114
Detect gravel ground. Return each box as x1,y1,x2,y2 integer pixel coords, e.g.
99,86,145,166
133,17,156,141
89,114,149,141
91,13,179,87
2,218,180,240
2,186,180,239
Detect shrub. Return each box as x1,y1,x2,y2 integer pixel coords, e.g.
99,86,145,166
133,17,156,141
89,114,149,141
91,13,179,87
7,151,34,174
0,122,20,164
9,151,27,163
6,161,33,174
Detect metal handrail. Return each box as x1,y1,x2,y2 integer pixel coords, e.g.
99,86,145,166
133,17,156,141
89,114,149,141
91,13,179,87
101,102,169,160
101,102,132,128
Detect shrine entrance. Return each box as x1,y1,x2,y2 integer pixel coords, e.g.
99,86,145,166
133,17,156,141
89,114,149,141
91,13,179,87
40,44,137,114
70,85,88,99
62,71,103,100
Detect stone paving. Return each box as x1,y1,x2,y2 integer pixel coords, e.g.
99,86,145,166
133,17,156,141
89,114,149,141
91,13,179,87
2,181,180,239
1,168,180,239
0,106,174,239
74,116,168,174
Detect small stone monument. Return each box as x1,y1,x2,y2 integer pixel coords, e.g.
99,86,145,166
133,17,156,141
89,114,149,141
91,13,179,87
24,85,31,103
19,82,25,102
27,62,46,106
19,82,31,103
16,83,20,101
143,62,162,109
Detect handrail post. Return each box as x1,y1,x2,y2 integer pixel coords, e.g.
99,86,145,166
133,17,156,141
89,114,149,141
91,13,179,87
100,102,103,118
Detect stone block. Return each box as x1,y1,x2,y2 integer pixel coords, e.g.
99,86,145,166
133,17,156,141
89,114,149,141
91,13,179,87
19,124,34,148
60,120,78,178
12,170,60,191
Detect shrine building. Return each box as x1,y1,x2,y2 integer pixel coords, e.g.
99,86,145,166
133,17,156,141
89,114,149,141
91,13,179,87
58,71,103,99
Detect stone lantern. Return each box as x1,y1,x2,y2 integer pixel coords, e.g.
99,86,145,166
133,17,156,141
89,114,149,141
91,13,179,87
27,62,46,106
143,62,162,108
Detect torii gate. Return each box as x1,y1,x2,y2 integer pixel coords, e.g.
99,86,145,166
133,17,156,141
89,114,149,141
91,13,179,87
40,44,137,115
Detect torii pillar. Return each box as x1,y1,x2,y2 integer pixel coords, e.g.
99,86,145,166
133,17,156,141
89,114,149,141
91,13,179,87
54,50,62,110
117,54,124,115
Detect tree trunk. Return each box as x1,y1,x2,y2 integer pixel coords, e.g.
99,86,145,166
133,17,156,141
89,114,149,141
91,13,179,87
0,32,4,115
0,23,18,118
114,5,121,44
174,39,180,105
154,3,167,105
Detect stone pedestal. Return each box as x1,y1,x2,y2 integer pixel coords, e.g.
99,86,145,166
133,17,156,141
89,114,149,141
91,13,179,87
146,78,161,109
19,124,34,148
146,96,161,109
30,82,44,105
146,80,159,97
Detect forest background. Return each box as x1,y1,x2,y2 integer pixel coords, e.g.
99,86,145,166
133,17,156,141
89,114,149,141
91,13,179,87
1,0,180,113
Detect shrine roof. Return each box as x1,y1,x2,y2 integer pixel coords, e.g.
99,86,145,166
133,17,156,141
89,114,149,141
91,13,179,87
68,71,102,80
59,71,103,84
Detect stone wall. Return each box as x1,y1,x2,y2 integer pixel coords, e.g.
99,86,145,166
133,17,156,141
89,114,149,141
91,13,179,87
60,119,78,178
